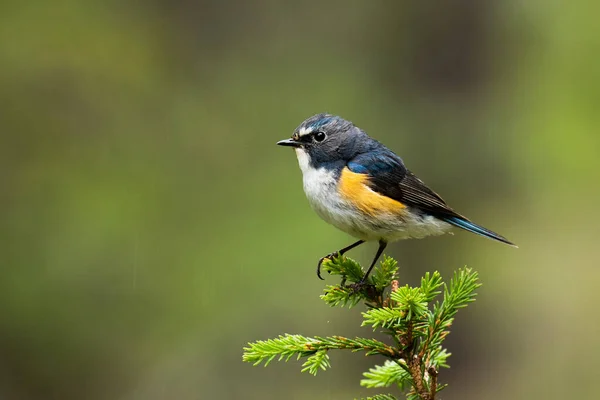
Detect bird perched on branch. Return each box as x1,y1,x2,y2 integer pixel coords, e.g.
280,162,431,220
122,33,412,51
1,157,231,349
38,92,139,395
277,113,516,283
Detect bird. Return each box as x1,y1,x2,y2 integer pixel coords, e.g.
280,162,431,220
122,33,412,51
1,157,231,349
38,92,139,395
277,113,516,284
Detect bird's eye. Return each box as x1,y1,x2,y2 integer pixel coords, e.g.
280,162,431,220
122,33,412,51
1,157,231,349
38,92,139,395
313,131,326,142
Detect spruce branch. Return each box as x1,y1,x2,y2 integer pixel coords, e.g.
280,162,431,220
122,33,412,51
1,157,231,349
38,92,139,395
320,255,399,308
243,256,482,399
360,394,399,400
361,360,412,390
243,334,397,375
321,284,363,308
301,350,330,375
420,271,444,302
371,256,399,291
321,255,366,283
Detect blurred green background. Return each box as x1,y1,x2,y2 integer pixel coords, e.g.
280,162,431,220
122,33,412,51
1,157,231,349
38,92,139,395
1,1,599,399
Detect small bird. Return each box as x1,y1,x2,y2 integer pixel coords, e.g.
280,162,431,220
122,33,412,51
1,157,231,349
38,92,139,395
277,113,516,283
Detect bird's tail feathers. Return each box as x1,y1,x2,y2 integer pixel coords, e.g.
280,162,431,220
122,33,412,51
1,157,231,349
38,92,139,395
443,216,517,247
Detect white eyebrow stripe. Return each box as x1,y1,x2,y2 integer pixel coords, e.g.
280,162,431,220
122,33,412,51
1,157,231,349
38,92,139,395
298,126,312,137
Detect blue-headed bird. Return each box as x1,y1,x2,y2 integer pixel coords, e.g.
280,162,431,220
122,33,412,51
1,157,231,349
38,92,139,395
277,114,516,283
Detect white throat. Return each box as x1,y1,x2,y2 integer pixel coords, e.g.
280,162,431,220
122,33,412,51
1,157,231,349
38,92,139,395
293,147,344,227
294,148,312,175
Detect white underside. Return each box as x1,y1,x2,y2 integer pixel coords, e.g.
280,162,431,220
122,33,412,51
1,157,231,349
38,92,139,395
295,148,451,242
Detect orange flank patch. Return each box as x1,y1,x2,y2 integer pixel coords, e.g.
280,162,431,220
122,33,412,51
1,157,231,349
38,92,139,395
338,167,406,215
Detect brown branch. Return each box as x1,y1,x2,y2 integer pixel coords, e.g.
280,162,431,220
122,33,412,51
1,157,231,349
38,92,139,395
407,354,431,400
404,347,438,400
399,323,432,400
428,366,438,399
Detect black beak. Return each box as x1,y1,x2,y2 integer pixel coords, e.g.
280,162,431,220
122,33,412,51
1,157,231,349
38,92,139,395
276,138,301,148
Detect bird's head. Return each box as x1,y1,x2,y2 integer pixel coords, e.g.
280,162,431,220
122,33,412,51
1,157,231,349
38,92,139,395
277,113,370,168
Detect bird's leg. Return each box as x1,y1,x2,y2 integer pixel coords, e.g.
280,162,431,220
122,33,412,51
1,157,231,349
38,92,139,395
316,240,365,280
346,240,388,294
360,240,387,284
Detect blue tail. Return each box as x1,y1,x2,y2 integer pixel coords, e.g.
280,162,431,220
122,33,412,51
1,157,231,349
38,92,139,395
443,216,517,247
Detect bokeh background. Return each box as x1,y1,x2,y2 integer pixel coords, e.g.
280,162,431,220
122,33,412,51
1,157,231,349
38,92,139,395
2,1,599,399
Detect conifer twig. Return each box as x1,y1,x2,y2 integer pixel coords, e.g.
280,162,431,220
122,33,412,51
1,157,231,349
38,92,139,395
243,255,481,399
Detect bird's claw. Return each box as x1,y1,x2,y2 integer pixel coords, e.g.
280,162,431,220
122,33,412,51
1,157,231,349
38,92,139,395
346,281,376,296
316,252,339,280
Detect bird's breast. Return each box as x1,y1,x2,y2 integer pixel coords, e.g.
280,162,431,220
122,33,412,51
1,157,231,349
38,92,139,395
294,152,360,234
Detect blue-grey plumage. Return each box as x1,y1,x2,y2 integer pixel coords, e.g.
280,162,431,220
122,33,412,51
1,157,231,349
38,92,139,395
277,113,516,282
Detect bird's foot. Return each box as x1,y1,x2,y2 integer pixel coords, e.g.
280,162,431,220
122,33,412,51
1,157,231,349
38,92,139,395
345,280,377,297
316,252,340,280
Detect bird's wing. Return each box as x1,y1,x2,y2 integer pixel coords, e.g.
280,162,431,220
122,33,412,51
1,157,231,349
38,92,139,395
347,150,516,246
347,151,463,219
